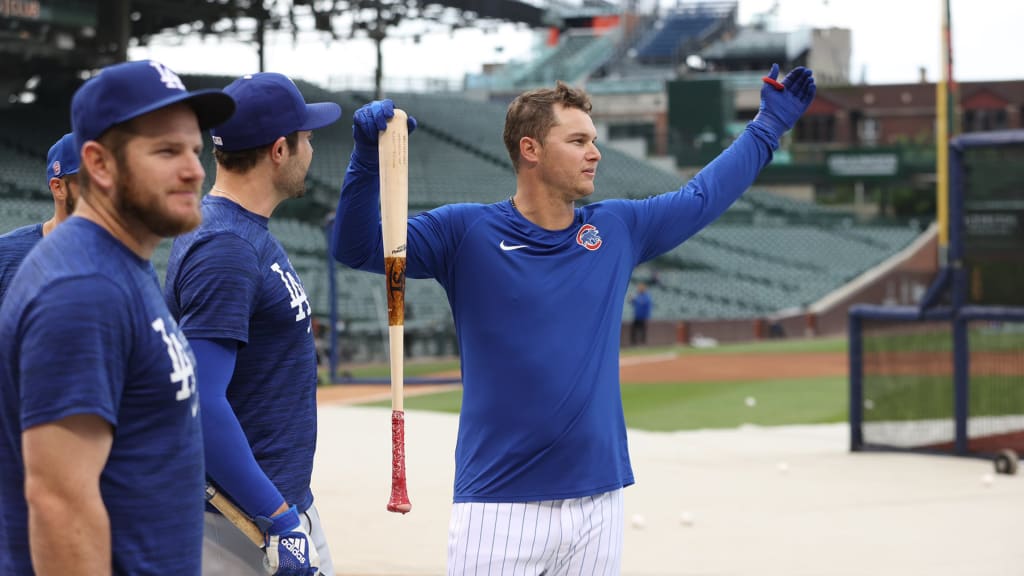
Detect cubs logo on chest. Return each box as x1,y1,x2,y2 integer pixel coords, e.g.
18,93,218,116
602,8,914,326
576,224,603,251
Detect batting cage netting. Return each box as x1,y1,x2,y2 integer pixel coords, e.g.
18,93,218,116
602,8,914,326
849,131,1024,470
850,306,1024,459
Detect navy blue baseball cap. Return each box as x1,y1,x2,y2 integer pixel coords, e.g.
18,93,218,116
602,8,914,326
211,73,341,152
46,133,80,181
72,60,236,151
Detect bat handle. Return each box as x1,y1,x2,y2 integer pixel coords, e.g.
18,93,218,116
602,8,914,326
387,409,412,514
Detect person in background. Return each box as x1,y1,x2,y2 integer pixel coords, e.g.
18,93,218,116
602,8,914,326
0,132,80,304
630,282,653,346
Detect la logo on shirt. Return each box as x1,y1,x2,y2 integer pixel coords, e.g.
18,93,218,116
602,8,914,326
271,262,312,332
151,317,198,416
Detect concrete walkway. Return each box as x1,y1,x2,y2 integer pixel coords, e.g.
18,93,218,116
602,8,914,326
312,406,1024,576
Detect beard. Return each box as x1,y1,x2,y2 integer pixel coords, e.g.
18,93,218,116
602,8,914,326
64,186,76,215
284,163,307,199
116,163,201,237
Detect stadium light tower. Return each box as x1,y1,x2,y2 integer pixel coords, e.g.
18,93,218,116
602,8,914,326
348,0,414,100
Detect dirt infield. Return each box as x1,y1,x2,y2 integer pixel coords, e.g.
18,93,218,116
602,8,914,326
866,351,1024,376
317,351,848,405
619,351,847,382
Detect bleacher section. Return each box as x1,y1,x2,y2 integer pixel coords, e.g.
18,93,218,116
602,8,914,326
363,90,688,204
638,218,921,320
466,30,619,92
633,3,735,65
512,31,618,88
0,76,926,351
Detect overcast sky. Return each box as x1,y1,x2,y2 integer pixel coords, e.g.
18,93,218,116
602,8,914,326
129,0,1022,87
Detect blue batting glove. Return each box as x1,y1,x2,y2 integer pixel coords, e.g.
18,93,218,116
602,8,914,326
752,63,816,141
352,99,418,160
256,505,320,576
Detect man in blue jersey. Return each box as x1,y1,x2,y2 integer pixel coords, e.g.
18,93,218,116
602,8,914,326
0,60,234,575
0,132,80,304
332,63,815,574
164,72,340,576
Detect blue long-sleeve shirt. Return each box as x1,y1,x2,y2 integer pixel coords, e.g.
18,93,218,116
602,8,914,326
332,123,777,502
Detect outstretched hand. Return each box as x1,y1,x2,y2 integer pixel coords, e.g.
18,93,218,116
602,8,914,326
753,63,816,140
352,99,418,156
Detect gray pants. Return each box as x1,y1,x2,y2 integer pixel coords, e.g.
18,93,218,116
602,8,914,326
203,503,335,575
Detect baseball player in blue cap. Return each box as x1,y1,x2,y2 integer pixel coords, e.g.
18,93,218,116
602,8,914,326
0,59,234,575
332,64,815,574
163,72,341,576
0,132,81,304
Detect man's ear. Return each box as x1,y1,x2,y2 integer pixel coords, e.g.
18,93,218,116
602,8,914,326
269,136,289,166
48,177,66,202
80,141,117,192
519,136,540,165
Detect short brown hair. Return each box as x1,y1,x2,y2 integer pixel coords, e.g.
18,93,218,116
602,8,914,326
214,132,299,174
503,81,592,172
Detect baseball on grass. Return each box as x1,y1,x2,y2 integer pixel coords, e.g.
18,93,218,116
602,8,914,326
630,513,646,529
745,396,757,407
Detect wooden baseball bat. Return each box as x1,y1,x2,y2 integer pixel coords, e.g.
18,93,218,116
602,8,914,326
380,108,412,514
205,484,326,575
204,483,264,547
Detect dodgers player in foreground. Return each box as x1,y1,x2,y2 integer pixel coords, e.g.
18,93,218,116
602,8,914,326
331,64,815,574
0,59,234,575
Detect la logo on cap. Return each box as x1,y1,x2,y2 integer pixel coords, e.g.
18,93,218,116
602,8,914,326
149,61,186,91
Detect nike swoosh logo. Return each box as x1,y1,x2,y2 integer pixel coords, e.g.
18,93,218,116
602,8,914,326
500,240,528,251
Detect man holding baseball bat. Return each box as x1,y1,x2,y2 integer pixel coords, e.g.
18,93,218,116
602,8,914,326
332,64,815,573
164,72,340,575
0,60,234,575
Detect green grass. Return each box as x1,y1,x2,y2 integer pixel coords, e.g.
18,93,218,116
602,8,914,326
619,376,847,431
371,389,462,414
320,359,460,382
338,331,1024,433
361,375,849,432
350,337,852,430
325,337,847,383
863,374,1024,421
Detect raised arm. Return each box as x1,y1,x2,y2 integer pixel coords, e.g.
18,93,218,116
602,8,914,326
627,64,816,261
331,99,417,272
